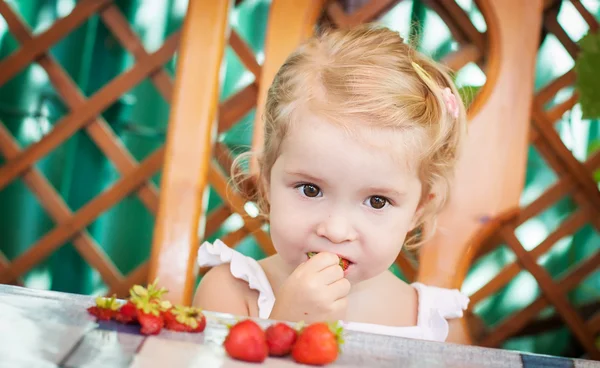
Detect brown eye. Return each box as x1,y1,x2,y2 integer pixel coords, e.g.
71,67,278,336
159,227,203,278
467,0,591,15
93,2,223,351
369,196,387,209
301,184,321,198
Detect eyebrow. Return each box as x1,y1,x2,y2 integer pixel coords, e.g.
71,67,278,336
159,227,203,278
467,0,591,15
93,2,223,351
284,170,324,184
365,187,406,199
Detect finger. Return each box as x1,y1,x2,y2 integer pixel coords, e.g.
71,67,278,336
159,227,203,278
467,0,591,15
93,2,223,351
329,277,351,300
317,264,345,285
304,251,340,272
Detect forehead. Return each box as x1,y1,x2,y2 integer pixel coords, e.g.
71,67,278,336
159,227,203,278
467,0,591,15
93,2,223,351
279,112,422,178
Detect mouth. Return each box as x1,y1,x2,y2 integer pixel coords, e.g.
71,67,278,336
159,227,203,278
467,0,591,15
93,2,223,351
307,252,353,271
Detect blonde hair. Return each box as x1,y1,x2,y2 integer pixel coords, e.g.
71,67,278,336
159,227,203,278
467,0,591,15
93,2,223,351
232,24,467,248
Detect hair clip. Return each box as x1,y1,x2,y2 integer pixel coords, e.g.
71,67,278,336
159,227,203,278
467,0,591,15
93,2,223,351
441,87,459,119
412,62,460,119
411,61,432,83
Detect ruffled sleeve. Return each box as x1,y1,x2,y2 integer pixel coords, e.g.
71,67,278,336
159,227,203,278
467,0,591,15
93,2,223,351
197,240,276,319
411,282,470,341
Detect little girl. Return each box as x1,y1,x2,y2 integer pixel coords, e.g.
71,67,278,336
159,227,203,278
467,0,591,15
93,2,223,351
194,24,469,342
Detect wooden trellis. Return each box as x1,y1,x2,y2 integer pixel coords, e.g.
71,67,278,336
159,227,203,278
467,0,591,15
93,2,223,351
462,0,600,359
1,0,596,360
0,0,488,300
0,0,272,298
0,0,176,297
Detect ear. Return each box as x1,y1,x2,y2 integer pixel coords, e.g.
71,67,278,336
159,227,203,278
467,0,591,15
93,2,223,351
410,192,435,230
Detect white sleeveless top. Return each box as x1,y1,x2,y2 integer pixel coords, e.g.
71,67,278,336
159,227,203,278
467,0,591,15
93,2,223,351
197,239,469,342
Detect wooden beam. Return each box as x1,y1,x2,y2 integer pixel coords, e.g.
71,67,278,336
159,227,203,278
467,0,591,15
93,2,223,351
147,0,232,305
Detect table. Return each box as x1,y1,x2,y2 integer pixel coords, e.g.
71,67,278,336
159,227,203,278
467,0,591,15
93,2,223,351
0,285,597,367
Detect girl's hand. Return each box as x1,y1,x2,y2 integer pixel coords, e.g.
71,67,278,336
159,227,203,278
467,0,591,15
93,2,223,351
269,252,351,323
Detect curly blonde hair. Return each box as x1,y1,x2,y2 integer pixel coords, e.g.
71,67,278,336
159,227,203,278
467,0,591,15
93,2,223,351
232,24,467,248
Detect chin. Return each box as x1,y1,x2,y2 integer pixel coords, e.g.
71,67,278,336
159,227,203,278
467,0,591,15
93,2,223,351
345,266,363,283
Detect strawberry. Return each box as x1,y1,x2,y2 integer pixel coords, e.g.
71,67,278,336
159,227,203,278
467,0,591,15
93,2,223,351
265,322,297,356
138,311,164,335
164,305,206,333
87,295,120,321
115,300,138,324
131,295,171,335
292,321,344,366
307,252,350,271
224,319,269,363
339,258,350,271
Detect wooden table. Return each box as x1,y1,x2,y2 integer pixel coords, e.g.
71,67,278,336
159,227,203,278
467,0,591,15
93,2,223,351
0,284,597,367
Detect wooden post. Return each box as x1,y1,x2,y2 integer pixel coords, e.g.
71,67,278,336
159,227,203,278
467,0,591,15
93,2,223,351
250,0,327,175
148,0,232,305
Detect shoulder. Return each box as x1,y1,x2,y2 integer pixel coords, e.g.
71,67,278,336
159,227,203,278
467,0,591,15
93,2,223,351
193,264,258,316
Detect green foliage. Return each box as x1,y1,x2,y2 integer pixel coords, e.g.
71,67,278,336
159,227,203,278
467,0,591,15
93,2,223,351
458,85,481,108
574,32,600,119
589,138,600,182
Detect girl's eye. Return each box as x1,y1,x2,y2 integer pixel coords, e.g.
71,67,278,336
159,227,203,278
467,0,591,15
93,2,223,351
297,184,322,198
367,196,388,209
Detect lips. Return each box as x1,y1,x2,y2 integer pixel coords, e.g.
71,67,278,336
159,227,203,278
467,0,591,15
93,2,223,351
306,252,352,271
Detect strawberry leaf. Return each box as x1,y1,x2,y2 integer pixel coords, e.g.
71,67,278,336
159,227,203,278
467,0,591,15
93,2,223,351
326,321,345,348
95,295,120,311
295,320,306,332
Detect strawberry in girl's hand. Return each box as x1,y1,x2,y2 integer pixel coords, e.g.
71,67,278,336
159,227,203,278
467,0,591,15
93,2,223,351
265,322,298,356
87,295,120,321
224,319,269,363
115,300,137,324
292,321,344,366
339,258,350,271
164,305,206,333
307,252,350,271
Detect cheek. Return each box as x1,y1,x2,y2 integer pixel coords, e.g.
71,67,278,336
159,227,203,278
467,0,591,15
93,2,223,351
268,186,310,255
363,231,406,264
358,211,414,271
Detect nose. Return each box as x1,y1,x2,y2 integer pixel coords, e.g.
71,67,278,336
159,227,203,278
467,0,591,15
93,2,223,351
316,212,357,244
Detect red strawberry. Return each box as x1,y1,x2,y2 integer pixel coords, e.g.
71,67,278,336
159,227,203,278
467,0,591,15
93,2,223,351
292,322,344,365
307,252,350,271
115,300,137,324
138,311,164,335
224,319,268,363
87,295,119,321
339,257,350,271
265,322,297,356
164,306,206,333
87,306,112,321
163,309,180,329
132,298,170,335
191,314,207,333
